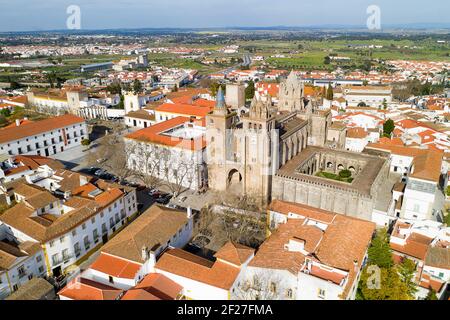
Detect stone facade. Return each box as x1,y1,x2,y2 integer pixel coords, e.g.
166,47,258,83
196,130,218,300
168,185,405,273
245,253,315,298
272,147,390,220
206,72,327,201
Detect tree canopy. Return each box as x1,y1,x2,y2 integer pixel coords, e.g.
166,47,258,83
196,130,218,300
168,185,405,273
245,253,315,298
368,228,393,268
383,119,395,138
245,80,255,100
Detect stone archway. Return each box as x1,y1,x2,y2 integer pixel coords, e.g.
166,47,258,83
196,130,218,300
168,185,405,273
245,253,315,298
227,169,243,194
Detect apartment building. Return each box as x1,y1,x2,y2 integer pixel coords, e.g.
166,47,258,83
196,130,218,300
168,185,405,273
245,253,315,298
58,205,194,300
390,219,450,299
155,242,255,300
0,226,46,299
0,115,88,157
244,200,375,300
0,165,137,278
366,142,446,222
124,117,207,192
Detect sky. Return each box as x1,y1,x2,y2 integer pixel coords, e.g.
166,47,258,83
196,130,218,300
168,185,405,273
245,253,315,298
0,0,449,32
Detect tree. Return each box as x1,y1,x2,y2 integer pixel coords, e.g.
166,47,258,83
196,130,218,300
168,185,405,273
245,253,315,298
324,56,331,65
326,84,334,100
245,80,255,100
424,289,438,300
133,79,143,94
358,266,413,300
398,258,418,297
210,82,221,97
338,169,352,179
0,108,11,117
368,228,393,268
92,133,134,184
106,82,122,95
383,119,395,138
126,141,165,191
203,194,267,248
233,271,282,300
81,139,91,146
382,98,388,110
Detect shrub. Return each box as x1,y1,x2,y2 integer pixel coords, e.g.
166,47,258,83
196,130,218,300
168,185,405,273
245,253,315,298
339,169,352,179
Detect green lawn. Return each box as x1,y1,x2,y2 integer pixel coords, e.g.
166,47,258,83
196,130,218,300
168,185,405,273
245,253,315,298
316,171,354,183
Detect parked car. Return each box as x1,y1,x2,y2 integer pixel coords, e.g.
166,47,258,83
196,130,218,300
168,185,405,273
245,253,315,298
155,194,173,205
94,169,107,176
99,173,116,181
148,188,160,196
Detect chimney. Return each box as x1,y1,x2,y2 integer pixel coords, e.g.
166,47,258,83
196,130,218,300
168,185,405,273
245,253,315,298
148,250,156,272
141,245,149,262
15,119,20,127
353,259,359,272
187,207,192,219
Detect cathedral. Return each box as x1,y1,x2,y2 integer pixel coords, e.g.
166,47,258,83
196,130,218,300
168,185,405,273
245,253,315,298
206,71,332,202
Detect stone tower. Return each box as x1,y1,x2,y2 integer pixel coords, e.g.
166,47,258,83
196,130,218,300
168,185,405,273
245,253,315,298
225,82,245,110
124,92,141,114
206,87,236,192
206,88,278,202
278,71,306,113
67,89,88,115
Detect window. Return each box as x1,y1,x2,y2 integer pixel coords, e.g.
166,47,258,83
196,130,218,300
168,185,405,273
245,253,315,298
318,289,326,299
100,212,104,218
36,255,42,263
93,229,99,242
49,240,55,248
286,289,293,299
109,276,114,284
74,242,81,257
60,236,65,243
72,229,77,237
269,282,277,294
84,236,90,250
52,254,60,265
109,217,114,228
82,223,86,230
38,266,44,274
91,217,96,224
17,265,26,278
62,249,70,261
102,223,107,234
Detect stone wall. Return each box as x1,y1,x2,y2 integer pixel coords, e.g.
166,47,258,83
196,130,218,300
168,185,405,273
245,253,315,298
272,175,374,221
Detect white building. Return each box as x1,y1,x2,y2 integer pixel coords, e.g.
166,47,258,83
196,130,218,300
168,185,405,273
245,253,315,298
155,242,254,300
0,224,45,299
242,200,375,300
0,115,88,158
124,117,207,192
0,166,138,278
343,86,393,107
366,143,446,222
58,204,193,300
390,219,450,299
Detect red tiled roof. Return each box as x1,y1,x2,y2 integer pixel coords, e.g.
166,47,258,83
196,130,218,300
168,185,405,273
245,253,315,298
0,115,85,144
125,116,206,151
58,278,123,300
90,253,142,279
